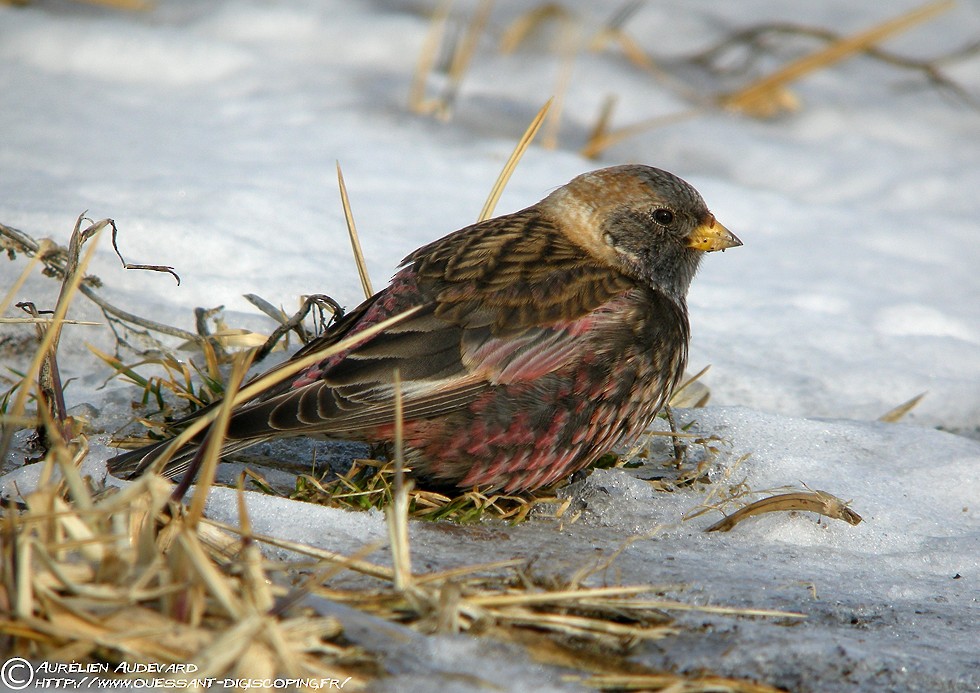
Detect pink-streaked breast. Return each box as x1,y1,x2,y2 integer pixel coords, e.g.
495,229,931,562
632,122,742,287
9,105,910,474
387,288,689,491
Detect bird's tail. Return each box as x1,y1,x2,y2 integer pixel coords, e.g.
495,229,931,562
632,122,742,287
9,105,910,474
107,438,204,481
109,433,266,481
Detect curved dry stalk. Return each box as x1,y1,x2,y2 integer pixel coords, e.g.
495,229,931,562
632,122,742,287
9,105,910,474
109,221,180,285
0,317,100,326
478,98,552,221
336,163,374,299
692,22,979,105
705,490,863,532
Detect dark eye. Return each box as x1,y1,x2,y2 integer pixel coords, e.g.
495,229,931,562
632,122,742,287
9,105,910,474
652,208,674,226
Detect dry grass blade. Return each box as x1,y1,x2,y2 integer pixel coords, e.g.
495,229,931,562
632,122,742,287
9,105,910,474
587,2,693,100
184,350,255,525
878,391,927,423
589,26,661,73
719,0,955,117
206,327,269,349
581,108,703,159
414,558,526,585
584,94,616,154
386,368,414,591
705,490,863,533
468,585,652,607
445,0,495,104
202,516,393,581
478,98,552,221
336,162,374,299
408,0,454,115
494,608,673,643
543,25,579,150
580,599,804,620
242,292,290,324
669,365,712,408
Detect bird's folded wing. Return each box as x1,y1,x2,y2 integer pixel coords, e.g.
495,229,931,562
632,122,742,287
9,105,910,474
224,304,601,438
227,211,640,440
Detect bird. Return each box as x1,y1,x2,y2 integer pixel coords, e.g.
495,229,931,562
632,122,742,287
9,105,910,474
108,165,741,492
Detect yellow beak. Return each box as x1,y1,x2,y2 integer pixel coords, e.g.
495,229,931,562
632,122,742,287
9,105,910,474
687,214,742,252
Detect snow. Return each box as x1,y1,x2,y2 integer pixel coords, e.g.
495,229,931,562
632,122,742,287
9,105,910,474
1,1,979,691
203,485,390,555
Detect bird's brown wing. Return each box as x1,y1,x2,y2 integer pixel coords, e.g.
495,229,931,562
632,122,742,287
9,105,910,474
408,209,634,333
223,209,636,439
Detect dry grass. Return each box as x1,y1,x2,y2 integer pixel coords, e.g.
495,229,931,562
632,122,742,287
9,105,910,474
408,0,494,120
406,1,973,158
336,163,375,300
717,0,955,117
2,471,372,686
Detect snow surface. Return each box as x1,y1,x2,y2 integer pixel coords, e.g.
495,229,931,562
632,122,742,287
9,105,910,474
1,1,979,691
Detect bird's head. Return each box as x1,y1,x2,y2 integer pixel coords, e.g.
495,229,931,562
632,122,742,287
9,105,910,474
544,165,741,297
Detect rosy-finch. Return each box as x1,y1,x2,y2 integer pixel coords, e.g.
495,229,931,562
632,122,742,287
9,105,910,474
109,165,740,491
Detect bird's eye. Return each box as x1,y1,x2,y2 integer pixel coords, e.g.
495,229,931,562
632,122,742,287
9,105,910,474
652,208,674,226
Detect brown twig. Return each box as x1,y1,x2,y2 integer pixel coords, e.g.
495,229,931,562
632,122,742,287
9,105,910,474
84,284,199,343
110,222,181,285
705,490,863,532
248,294,343,362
